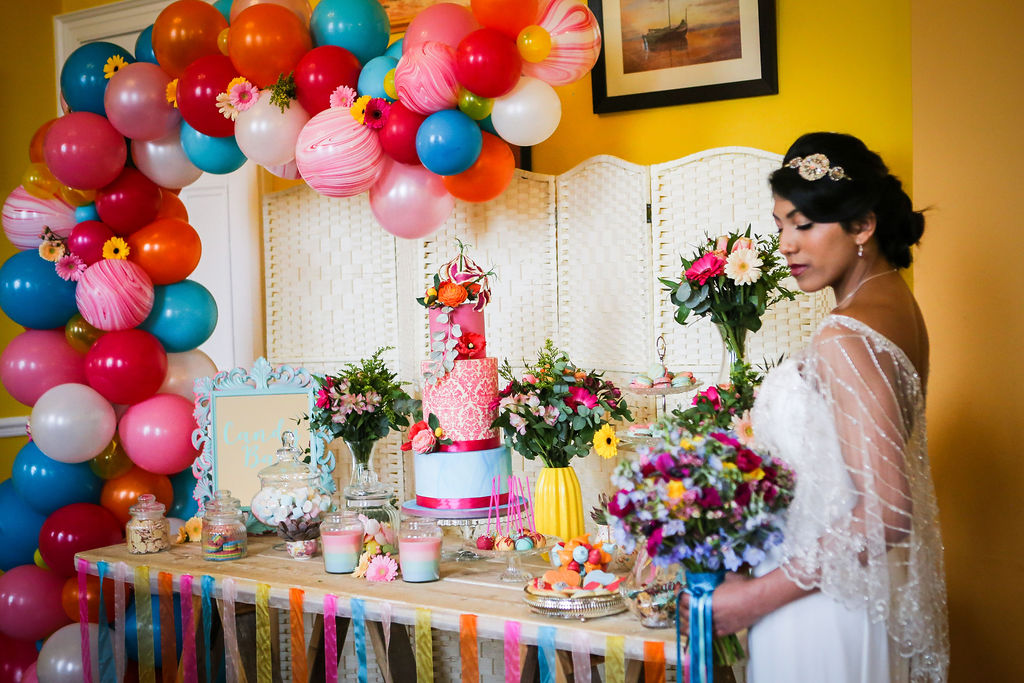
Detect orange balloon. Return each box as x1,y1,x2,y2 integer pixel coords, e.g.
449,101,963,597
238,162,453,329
443,132,515,202
228,4,312,87
127,217,202,285
100,466,174,526
152,0,229,77
471,0,539,39
61,575,126,622
29,118,57,163
156,188,189,221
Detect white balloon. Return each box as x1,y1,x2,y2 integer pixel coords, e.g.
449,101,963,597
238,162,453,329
30,383,116,464
37,622,109,683
235,91,311,168
491,76,562,147
159,349,218,400
265,159,302,180
132,129,204,189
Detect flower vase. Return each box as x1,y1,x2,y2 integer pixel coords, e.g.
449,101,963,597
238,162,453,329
533,466,585,541
715,323,748,383
344,439,386,497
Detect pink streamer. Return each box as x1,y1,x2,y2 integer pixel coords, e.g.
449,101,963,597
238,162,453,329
525,474,536,529
572,631,591,683
503,620,521,683
221,578,240,683
380,601,393,654
324,594,338,683
76,558,94,683
115,562,128,682
180,575,197,683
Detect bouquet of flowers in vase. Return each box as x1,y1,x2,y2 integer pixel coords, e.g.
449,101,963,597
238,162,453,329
607,425,795,673
671,360,763,440
659,227,795,362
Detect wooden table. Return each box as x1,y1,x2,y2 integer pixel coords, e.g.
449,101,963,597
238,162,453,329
78,537,681,682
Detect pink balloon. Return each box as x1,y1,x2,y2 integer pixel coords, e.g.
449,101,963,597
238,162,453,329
394,42,460,115
2,186,77,250
265,160,302,179
131,130,204,189
0,330,87,407
42,112,127,191
104,62,181,141
119,394,199,475
21,661,39,683
75,259,155,332
230,0,311,25
68,220,116,266
521,0,602,86
404,3,479,51
369,158,454,239
294,107,384,197
0,565,70,641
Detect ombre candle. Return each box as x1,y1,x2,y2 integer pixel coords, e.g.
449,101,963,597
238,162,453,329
399,517,442,583
321,511,365,574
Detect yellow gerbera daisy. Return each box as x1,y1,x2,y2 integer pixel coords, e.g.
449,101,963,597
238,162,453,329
38,240,66,262
166,79,178,107
667,479,686,502
103,55,128,80
226,76,249,91
184,516,203,542
351,95,371,125
593,423,619,459
102,237,130,260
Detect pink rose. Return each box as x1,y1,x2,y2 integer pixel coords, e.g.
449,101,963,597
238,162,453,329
684,253,726,285
732,237,754,252
715,235,730,254
411,429,437,454
693,386,721,411
523,374,539,384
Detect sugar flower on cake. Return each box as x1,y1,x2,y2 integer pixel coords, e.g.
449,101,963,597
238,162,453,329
418,240,494,312
455,331,486,359
366,554,399,582
436,280,468,307
400,414,451,453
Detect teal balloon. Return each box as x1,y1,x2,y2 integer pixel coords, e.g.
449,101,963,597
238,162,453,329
12,441,102,516
140,280,218,352
213,0,232,22
125,594,183,665
180,122,247,175
75,203,100,222
60,42,135,116
311,0,390,65
357,55,398,100
385,39,403,59
0,251,78,330
478,114,498,136
415,109,483,176
134,25,158,64
0,480,47,570
169,469,199,520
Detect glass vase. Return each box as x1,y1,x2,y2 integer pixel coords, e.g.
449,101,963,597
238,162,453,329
715,322,748,383
343,438,386,497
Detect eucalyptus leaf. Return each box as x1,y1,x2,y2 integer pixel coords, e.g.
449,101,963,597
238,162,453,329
676,280,692,302
571,416,586,431
431,341,445,352
443,359,455,371
692,300,712,315
445,339,459,350
451,324,461,335
577,406,590,417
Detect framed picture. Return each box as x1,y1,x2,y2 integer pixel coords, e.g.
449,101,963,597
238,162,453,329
590,0,777,113
380,0,471,31
191,357,334,515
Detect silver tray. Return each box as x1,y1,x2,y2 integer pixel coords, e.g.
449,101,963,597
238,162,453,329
522,588,627,621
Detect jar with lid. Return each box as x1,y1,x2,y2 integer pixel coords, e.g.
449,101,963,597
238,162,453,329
202,490,248,561
126,494,170,554
250,430,331,529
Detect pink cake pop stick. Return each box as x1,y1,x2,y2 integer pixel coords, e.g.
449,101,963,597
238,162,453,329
514,477,525,535
487,478,498,536
525,474,537,530
509,476,520,536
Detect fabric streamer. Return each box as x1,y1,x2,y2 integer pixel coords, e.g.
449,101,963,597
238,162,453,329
503,620,521,683
178,575,197,683
201,576,215,683
459,614,479,683
289,588,308,683
220,579,241,683
571,630,591,683
415,607,433,683
114,562,129,683
256,583,272,683
351,598,368,683
644,641,666,683
134,566,156,683
682,572,724,683
605,636,625,683
538,626,557,683
96,561,115,683
380,600,393,655
157,572,175,683
324,594,338,683
76,558,94,683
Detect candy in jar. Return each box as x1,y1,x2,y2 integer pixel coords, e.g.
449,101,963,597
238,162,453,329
202,489,248,561
126,494,170,554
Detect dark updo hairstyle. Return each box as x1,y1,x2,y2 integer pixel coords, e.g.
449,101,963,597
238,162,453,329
769,132,924,269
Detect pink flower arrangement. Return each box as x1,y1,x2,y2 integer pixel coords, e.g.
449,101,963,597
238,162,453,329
366,553,399,582
411,428,437,454
693,385,722,411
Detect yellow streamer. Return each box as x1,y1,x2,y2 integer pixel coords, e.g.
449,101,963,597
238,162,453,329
415,607,433,683
256,584,271,683
605,636,625,683
133,566,155,683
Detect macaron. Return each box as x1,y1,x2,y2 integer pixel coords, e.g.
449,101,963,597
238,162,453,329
631,374,654,387
671,375,693,387
647,363,667,378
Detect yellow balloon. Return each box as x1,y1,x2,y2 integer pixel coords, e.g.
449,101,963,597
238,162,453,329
218,27,230,56
66,313,105,354
34,548,48,569
383,68,398,101
22,162,60,199
89,439,133,480
517,25,552,63
59,184,97,207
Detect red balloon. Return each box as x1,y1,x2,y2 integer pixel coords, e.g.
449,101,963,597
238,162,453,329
95,168,163,236
42,112,127,191
0,566,70,642
455,29,522,98
229,4,312,88
176,54,238,138
0,631,38,683
100,467,174,525
85,329,168,405
379,101,427,166
38,503,123,577
294,46,362,117
156,188,189,222
127,217,202,285
69,220,117,266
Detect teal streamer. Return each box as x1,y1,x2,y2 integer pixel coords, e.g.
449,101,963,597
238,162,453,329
685,571,725,683
201,576,215,683
538,626,556,683
351,598,367,683
96,561,115,683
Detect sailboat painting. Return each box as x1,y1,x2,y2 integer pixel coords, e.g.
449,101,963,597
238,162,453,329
622,0,741,74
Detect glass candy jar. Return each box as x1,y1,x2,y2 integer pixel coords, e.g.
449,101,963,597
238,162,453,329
250,430,331,530
202,490,248,561
126,494,170,554
619,545,684,628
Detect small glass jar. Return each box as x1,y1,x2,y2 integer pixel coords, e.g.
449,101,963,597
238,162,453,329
398,516,443,583
202,490,248,562
320,511,365,574
250,430,330,528
126,494,170,554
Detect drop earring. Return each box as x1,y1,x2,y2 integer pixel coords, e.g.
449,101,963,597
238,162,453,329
857,244,864,257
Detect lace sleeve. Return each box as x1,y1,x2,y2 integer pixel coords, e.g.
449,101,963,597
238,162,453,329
778,321,949,681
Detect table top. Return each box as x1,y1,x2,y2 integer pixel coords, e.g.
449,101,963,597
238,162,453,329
78,536,681,660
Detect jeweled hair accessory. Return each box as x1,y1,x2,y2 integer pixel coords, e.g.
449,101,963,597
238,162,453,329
786,153,851,182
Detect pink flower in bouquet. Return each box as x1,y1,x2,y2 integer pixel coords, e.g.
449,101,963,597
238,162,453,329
523,374,538,384
735,447,762,473
732,236,754,252
366,554,398,582
411,428,438,454
714,235,730,255
734,481,752,508
566,386,598,410
607,491,635,517
700,486,722,508
685,252,726,284
694,386,722,411
316,388,332,409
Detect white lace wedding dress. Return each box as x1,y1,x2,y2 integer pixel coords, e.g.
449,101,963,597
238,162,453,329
748,315,948,683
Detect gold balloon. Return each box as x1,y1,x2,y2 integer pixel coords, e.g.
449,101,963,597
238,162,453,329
89,439,134,480
34,548,48,569
383,68,398,100
21,162,60,199
65,314,105,354
59,184,97,207
218,27,231,55
517,25,552,63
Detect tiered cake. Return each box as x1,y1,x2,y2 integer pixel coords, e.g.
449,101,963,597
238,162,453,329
410,249,512,511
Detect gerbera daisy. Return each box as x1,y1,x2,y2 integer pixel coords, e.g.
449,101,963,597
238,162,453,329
229,79,259,113
102,237,130,260
215,92,239,121
38,240,66,262
724,248,763,285
362,98,391,129
166,79,178,108
330,85,357,109
55,253,85,281
366,554,399,582
593,423,619,459
352,551,373,578
184,516,203,542
103,54,128,80
350,95,371,125
730,411,756,445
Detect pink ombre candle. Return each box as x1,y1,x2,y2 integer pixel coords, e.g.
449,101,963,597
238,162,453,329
399,517,442,583
321,512,364,574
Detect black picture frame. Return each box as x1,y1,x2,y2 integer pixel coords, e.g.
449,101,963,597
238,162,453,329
590,0,778,114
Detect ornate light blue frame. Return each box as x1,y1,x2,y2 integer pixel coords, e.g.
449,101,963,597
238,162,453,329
190,357,334,513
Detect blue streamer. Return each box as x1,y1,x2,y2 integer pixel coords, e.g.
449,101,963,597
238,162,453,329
201,576,215,683
351,598,367,683
96,561,115,683
685,571,725,683
538,626,557,683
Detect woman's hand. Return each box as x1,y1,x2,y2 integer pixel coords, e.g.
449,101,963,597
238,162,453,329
678,569,813,636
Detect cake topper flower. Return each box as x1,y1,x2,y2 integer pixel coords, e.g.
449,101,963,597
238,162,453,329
103,55,127,80
455,331,486,359
401,414,452,454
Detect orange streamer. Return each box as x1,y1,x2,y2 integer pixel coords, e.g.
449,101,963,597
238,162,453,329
157,572,176,683
289,588,308,683
459,614,479,683
644,641,666,683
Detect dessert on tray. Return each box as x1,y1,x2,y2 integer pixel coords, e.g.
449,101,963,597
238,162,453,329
629,362,697,390
524,533,622,597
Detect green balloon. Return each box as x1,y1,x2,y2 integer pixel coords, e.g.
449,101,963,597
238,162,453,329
458,88,494,121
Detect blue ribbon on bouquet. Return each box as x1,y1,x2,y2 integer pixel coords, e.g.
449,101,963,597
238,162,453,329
676,570,725,683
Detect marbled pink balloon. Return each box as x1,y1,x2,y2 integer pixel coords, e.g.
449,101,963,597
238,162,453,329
394,42,460,115
76,259,155,332
294,108,384,197
2,186,76,250
522,0,602,86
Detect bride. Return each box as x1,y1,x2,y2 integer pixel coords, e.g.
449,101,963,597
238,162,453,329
697,133,949,682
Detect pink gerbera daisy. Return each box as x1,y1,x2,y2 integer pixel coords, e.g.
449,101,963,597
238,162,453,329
229,79,260,113
362,98,391,129
366,554,399,582
55,253,86,282
329,85,357,109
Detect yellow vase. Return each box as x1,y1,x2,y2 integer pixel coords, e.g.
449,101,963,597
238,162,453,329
533,466,585,541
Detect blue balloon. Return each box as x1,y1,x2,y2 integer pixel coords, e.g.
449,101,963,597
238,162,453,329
140,280,218,352
169,469,199,520
478,114,498,136
60,42,135,116
385,39,403,59
134,26,158,65
125,594,183,665
180,123,247,175
357,55,398,101
213,0,232,22
75,203,100,222
12,441,102,516
0,251,78,330
416,110,483,176
311,0,390,65
0,480,48,570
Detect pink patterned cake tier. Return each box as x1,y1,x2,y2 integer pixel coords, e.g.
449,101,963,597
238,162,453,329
421,357,500,450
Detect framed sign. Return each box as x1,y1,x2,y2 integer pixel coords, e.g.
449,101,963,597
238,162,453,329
191,357,334,513
590,0,778,113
